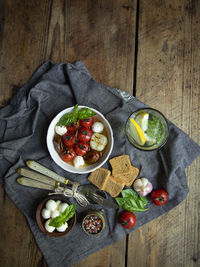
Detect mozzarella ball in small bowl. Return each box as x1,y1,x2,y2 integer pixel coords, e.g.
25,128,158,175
36,195,76,237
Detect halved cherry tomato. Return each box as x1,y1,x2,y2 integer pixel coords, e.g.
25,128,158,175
67,123,78,133
62,134,75,147
120,211,136,229
77,128,93,142
151,189,168,206
79,117,94,128
61,148,76,162
74,142,89,156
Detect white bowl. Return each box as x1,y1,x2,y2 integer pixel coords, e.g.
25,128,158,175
47,106,114,174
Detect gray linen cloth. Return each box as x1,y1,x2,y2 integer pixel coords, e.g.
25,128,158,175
0,61,200,267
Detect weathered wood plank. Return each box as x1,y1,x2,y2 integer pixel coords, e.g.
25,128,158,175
127,1,200,266
46,0,137,91
0,0,52,105
0,0,52,266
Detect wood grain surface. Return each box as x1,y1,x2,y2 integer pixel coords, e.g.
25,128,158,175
0,0,199,267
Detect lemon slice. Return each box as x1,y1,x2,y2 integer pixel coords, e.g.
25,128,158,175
135,112,149,132
129,118,147,145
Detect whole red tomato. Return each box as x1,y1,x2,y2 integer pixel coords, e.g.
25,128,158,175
79,117,94,128
62,133,75,147
61,148,76,162
151,189,168,206
67,123,78,133
77,128,93,142
119,211,136,229
74,142,89,156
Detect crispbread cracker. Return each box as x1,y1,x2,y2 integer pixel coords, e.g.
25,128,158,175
88,167,110,190
104,176,125,197
109,155,132,176
88,155,140,198
114,166,139,186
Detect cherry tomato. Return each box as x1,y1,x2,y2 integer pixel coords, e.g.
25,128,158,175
79,117,94,128
61,148,76,162
119,211,136,229
62,133,75,147
67,123,78,133
74,142,89,156
151,189,168,206
77,128,93,142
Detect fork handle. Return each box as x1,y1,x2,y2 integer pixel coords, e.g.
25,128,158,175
17,177,55,190
26,160,72,185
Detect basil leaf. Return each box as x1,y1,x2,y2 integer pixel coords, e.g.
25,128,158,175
130,207,149,213
57,112,75,126
115,197,126,208
56,105,95,126
121,189,138,200
136,199,145,209
138,194,149,206
63,203,76,221
73,104,79,122
78,108,96,119
116,197,149,212
115,189,149,213
49,203,76,228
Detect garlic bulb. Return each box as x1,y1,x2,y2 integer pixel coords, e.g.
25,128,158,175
133,178,153,197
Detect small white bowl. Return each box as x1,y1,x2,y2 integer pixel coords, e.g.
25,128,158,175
47,106,114,174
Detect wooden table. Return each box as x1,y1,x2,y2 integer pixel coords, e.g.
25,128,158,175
0,1,199,266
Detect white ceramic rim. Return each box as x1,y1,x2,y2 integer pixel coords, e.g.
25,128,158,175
47,106,114,174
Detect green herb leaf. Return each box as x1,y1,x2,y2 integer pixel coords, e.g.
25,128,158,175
121,189,138,200
78,107,96,119
145,114,165,142
73,104,79,122
138,194,149,206
49,203,76,228
57,112,75,126
56,105,95,126
115,189,149,213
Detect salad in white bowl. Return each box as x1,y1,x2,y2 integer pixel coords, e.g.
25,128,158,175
47,105,114,174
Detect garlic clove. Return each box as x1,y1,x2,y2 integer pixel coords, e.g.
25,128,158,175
133,177,153,196
140,178,149,187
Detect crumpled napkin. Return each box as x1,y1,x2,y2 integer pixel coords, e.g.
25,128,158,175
0,61,199,267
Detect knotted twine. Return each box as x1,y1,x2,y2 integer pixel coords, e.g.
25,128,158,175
49,182,90,207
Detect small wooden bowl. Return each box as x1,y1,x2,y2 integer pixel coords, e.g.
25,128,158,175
36,195,76,237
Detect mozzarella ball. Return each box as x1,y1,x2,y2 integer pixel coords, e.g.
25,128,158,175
41,208,51,219
73,156,85,168
55,200,61,210
51,210,60,219
56,222,68,232
92,122,104,133
59,202,69,213
55,125,67,136
44,219,55,233
45,199,57,211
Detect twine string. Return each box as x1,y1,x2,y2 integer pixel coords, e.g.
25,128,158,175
48,182,90,207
